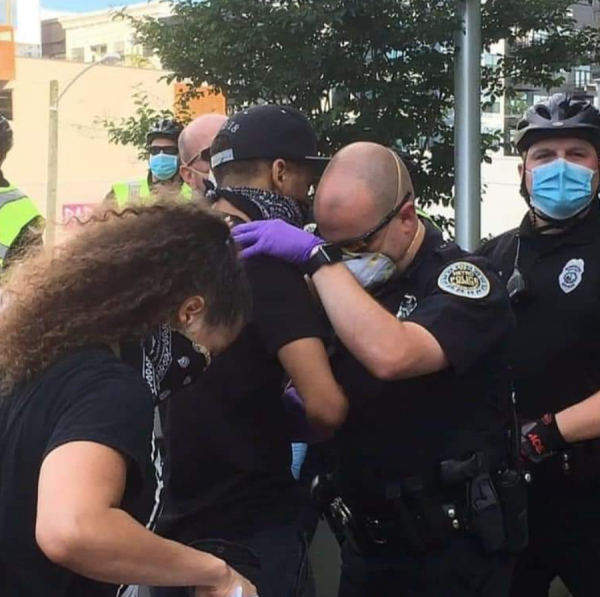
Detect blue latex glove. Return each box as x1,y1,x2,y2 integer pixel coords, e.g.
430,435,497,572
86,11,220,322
291,443,308,480
232,219,323,264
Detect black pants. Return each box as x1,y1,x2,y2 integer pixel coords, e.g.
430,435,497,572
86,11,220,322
151,523,309,597
338,535,514,597
510,480,600,597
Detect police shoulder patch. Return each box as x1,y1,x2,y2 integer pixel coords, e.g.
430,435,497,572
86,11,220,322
437,261,490,299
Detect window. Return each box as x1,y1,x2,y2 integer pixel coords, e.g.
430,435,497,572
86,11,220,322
483,53,501,68
0,0,17,28
142,44,154,58
90,44,107,61
70,47,85,61
572,66,591,89
0,89,13,120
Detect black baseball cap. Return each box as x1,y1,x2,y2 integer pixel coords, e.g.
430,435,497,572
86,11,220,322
210,104,330,171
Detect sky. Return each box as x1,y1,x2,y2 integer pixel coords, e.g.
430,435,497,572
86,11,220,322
42,0,140,11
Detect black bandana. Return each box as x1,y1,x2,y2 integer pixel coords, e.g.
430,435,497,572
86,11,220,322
206,185,307,227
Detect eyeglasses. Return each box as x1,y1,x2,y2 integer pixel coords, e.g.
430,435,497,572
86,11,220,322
330,190,412,252
149,145,179,156
184,147,212,169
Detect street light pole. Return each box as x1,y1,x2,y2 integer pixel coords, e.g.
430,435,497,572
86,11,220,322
44,53,121,246
454,0,482,251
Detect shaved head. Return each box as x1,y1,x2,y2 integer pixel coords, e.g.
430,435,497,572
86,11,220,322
315,142,415,243
179,113,228,164
179,113,227,190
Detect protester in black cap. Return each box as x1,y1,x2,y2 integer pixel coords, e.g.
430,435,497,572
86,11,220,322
153,105,348,597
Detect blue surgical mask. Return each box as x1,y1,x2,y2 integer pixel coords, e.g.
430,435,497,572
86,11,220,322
342,251,396,288
149,153,179,181
529,158,597,220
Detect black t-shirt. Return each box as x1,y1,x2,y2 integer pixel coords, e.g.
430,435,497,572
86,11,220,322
0,348,154,597
478,205,600,419
158,254,326,542
333,223,514,510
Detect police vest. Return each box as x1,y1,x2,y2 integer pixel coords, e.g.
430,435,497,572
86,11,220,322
0,186,41,268
111,178,193,208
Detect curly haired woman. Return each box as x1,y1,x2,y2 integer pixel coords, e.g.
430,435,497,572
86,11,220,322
0,201,257,597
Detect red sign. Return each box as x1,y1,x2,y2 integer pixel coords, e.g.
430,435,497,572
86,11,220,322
62,203,95,224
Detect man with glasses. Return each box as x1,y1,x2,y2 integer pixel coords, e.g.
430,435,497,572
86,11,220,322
178,113,228,194
108,118,192,207
477,94,600,597
233,141,520,597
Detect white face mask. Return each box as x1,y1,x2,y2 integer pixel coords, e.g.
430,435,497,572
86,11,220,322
342,251,397,288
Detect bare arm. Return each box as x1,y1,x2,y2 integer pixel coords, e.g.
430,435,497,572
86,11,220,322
278,337,348,435
36,441,251,595
556,389,600,443
311,264,448,380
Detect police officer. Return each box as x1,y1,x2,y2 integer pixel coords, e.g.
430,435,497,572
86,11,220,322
0,115,43,270
233,142,522,597
108,118,192,207
477,94,600,597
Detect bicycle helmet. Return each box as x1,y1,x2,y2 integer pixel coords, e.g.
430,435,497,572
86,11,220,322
146,118,183,144
514,94,600,155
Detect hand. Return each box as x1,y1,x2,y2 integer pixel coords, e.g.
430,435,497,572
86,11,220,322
232,219,323,264
520,413,567,464
195,566,258,597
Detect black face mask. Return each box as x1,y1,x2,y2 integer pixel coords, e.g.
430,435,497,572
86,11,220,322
121,325,209,404
206,186,308,228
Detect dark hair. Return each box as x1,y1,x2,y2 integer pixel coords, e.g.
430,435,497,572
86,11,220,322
210,135,311,186
0,198,251,393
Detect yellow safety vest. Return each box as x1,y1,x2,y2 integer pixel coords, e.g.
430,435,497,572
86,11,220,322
111,178,193,209
0,185,41,268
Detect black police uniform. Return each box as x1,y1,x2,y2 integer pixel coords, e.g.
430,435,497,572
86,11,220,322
329,221,517,597
479,204,600,597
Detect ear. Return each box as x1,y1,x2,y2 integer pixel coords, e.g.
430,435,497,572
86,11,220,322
271,159,287,193
177,295,205,327
180,165,193,185
399,200,416,223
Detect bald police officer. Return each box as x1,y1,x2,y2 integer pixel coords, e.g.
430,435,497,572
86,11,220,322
233,142,523,597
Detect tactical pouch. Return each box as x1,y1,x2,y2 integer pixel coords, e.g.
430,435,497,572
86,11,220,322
494,469,528,553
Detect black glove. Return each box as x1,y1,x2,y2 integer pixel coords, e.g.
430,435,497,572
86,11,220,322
520,413,567,464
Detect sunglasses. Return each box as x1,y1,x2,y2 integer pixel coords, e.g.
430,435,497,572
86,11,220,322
149,145,179,156
327,190,412,252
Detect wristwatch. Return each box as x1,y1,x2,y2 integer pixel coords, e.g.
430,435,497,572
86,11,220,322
303,244,343,277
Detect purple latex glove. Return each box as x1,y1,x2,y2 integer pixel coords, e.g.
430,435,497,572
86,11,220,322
232,219,323,264
282,387,329,444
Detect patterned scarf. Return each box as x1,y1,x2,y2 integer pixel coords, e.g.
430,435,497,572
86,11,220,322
206,185,307,227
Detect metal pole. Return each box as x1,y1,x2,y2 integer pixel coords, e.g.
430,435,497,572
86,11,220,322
454,0,481,251
45,80,59,247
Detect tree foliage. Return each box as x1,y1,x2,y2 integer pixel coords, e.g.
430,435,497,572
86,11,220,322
119,0,599,212
98,87,176,160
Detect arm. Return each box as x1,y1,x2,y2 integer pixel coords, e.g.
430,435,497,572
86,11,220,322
278,337,348,435
556,390,600,442
36,441,253,596
311,264,447,380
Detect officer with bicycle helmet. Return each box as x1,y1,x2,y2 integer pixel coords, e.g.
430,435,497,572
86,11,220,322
108,118,192,207
478,93,600,596
0,115,43,270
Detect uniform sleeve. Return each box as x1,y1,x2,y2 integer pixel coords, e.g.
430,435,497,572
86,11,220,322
407,256,514,375
245,255,327,354
45,362,154,482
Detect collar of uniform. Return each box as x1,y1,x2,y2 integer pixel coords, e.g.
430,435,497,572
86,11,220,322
399,219,445,279
519,202,600,249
